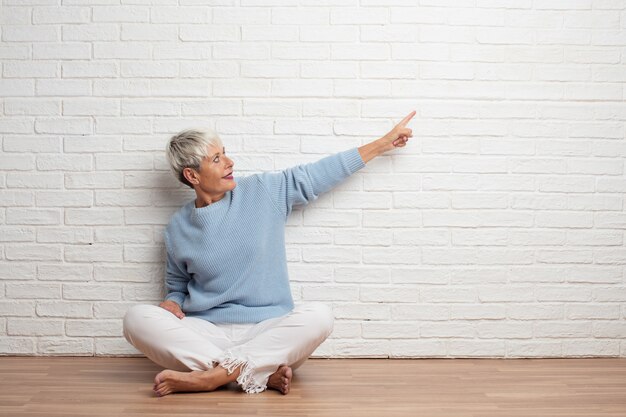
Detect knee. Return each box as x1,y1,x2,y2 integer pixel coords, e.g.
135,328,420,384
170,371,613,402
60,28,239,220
302,302,334,338
123,304,161,340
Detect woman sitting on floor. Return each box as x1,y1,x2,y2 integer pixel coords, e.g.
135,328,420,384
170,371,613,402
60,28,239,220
122,111,415,396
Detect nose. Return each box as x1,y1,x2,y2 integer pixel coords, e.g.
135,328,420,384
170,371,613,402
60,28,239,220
225,155,234,168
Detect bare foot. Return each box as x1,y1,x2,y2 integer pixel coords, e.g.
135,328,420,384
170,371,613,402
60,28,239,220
267,365,292,395
153,369,219,397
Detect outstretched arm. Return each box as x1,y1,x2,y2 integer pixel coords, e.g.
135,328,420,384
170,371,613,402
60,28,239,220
358,110,415,163
258,110,416,218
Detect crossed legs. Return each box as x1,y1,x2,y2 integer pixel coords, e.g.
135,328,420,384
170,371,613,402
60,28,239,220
123,302,333,396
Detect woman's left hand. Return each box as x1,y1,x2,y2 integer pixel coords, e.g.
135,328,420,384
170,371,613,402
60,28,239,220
379,110,415,153
357,110,416,163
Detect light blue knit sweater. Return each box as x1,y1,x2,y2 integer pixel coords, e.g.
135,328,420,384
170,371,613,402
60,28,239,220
163,147,366,323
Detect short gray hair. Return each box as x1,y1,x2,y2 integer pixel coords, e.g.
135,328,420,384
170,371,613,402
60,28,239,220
166,128,224,188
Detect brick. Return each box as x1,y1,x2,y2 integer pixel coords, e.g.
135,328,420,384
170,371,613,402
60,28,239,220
393,192,447,209
63,284,121,301
6,173,63,189
567,304,620,320
302,210,359,227
286,264,332,283
449,304,507,320
4,99,60,116
8,318,63,336
479,286,535,302
38,338,94,355
334,266,390,283
448,267,506,285
334,79,391,97
94,265,161,283
363,210,421,228
535,322,592,338
594,249,626,264
3,25,58,42
36,154,93,171
66,320,121,337
562,340,619,357
506,341,563,358
33,42,91,60
122,284,163,301
535,212,593,228
421,322,475,338
5,244,62,261
63,62,118,80
64,136,122,153
95,190,152,207
0,263,36,281
92,6,149,23
65,245,123,263
95,338,137,355
93,79,152,97
362,322,420,339
36,191,93,207
37,264,92,281
390,340,447,358
62,24,119,41
123,245,163,263
95,227,153,244
360,286,420,303
0,301,35,317
33,6,90,24
94,302,145,318
124,207,177,225
65,208,123,225
393,268,448,284
392,304,449,320
6,282,61,300
477,321,533,338
536,287,592,302
125,99,181,116
273,79,333,97
0,227,35,242
335,229,392,247
0,338,34,355
36,301,92,318
448,340,506,357
302,247,361,264
37,227,92,244
302,285,358,301
65,172,123,189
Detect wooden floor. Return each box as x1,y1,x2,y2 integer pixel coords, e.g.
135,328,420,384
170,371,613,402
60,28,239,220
1,357,626,417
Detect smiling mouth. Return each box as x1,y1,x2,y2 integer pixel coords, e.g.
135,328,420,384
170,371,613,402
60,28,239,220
222,172,233,179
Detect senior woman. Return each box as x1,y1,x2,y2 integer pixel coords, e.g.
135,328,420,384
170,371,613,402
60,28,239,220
123,111,415,397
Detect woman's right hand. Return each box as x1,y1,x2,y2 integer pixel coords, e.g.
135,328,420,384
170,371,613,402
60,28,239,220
159,300,185,319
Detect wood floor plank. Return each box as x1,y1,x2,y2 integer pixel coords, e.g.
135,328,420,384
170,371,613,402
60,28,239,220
0,357,625,417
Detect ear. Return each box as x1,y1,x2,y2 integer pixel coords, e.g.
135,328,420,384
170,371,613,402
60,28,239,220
182,167,199,186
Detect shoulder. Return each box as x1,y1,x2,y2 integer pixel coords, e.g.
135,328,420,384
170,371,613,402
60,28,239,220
165,200,194,233
233,173,272,192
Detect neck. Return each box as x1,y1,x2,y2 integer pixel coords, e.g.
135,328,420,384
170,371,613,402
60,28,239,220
194,191,226,208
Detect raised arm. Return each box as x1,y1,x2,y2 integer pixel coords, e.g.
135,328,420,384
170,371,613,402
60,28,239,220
358,110,415,163
257,147,365,218
258,110,416,218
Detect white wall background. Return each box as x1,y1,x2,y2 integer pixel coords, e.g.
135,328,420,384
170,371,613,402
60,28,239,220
1,0,626,358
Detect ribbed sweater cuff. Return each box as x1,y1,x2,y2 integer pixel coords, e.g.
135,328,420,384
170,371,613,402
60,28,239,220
342,147,366,174
165,292,185,307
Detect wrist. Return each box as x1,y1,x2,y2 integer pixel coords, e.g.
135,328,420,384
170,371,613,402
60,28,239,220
358,138,385,164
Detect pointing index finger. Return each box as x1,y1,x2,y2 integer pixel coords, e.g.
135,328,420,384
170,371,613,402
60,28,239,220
398,110,416,127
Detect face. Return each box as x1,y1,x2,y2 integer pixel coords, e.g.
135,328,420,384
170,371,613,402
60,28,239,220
183,145,235,195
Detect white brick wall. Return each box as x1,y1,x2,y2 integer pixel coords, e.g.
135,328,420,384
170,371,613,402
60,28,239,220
1,2,625,358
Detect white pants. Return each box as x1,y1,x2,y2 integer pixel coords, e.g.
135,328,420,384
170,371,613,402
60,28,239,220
122,302,334,394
